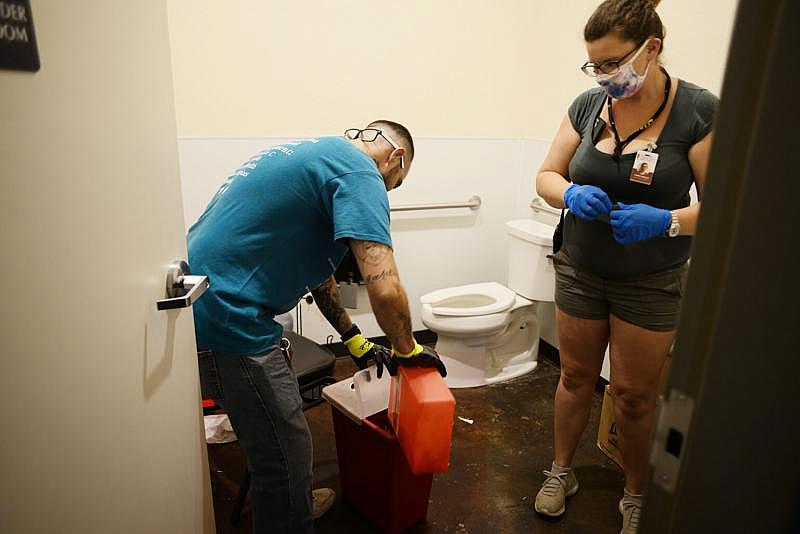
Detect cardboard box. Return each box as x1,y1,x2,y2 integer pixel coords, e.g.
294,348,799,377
597,385,624,467
597,354,672,468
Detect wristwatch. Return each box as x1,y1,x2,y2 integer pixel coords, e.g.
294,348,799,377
666,211,681,237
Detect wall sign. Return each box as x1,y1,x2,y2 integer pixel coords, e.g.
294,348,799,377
0,0,39,71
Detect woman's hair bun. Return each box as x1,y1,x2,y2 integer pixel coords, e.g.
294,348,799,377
586,0,667,53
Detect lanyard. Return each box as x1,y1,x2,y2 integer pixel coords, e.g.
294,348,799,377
607,67,672,160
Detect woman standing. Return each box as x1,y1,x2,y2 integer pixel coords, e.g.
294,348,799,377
534,1,717,532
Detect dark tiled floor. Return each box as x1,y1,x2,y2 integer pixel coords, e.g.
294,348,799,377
207,355,624,533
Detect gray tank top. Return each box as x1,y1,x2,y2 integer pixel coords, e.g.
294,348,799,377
564,79,718,279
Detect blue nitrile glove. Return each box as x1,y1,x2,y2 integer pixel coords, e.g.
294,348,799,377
610,202,671,244
563,184,613,221
390,341,448,378
342,324,393,378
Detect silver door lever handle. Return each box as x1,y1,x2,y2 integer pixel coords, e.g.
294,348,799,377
156,260,210,311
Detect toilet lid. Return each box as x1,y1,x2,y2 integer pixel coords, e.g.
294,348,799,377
420,282,516,317
505,219,554,246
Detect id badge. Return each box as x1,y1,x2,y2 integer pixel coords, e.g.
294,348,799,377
630,150,659,185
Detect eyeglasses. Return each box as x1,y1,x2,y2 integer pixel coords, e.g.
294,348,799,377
580,43,641,77
344,128,405,169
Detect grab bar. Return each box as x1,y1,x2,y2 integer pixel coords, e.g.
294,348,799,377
529,196,562,216
390,195,482,212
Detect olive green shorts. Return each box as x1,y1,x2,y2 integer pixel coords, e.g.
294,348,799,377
552,248,689,332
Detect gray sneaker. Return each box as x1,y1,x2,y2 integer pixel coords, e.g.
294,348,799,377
312,488,336,519
534,465,579,517
619,492,643,534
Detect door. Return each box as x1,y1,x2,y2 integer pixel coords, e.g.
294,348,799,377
0,2,214,532
641,0,800,532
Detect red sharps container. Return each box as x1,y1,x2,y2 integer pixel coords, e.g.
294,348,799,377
323,366,439,533
388,366,456,474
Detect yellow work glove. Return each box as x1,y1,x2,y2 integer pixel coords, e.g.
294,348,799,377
392,341,424,359
391,340,447,377
342,324,393,378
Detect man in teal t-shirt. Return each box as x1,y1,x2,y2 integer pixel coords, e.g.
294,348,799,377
188,120,446,534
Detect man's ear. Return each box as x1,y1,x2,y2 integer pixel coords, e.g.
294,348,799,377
389,147,405,166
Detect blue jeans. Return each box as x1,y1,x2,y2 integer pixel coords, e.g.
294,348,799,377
198,347,313,534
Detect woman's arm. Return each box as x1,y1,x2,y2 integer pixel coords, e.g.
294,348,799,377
672,132,713,236
536,114,582,208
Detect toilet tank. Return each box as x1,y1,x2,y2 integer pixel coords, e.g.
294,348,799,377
505,219,556,302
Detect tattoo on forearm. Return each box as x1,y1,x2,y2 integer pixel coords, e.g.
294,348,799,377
354,241,390,266
364,269,398,284
377,310,413,352
310,277,351,335
367,280,414,351
397,311,413,335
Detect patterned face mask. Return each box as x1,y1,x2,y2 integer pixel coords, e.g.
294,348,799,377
596,41,650,99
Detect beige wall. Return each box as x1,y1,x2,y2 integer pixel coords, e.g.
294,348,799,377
167,0,738,140
1,1,214,531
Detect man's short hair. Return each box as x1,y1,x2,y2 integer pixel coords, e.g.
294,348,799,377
368,120,414,162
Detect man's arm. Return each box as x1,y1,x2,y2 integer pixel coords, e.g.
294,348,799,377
311,273,394,375
310,276,353,336
349,239,415,354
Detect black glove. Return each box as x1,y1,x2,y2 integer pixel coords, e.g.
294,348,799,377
342,325,393,378
391,342,447,378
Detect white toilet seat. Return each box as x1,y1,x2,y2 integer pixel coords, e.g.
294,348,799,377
420,285,540,387
421,282,534,338
421,303,511,337
416,217,554,388
420,282,516,317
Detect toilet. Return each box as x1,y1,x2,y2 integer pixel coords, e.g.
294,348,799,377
420,218,556,388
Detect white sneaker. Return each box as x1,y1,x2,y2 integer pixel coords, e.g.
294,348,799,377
312,488,336,519
619,491,643,534
534,464,579,517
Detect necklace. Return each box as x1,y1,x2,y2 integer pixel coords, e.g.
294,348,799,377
606,67,671,160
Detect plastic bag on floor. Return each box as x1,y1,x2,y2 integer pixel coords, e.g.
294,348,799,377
204,414,237,444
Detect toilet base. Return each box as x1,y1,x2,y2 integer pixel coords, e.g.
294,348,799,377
485,358,538,386
434,319,540,389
